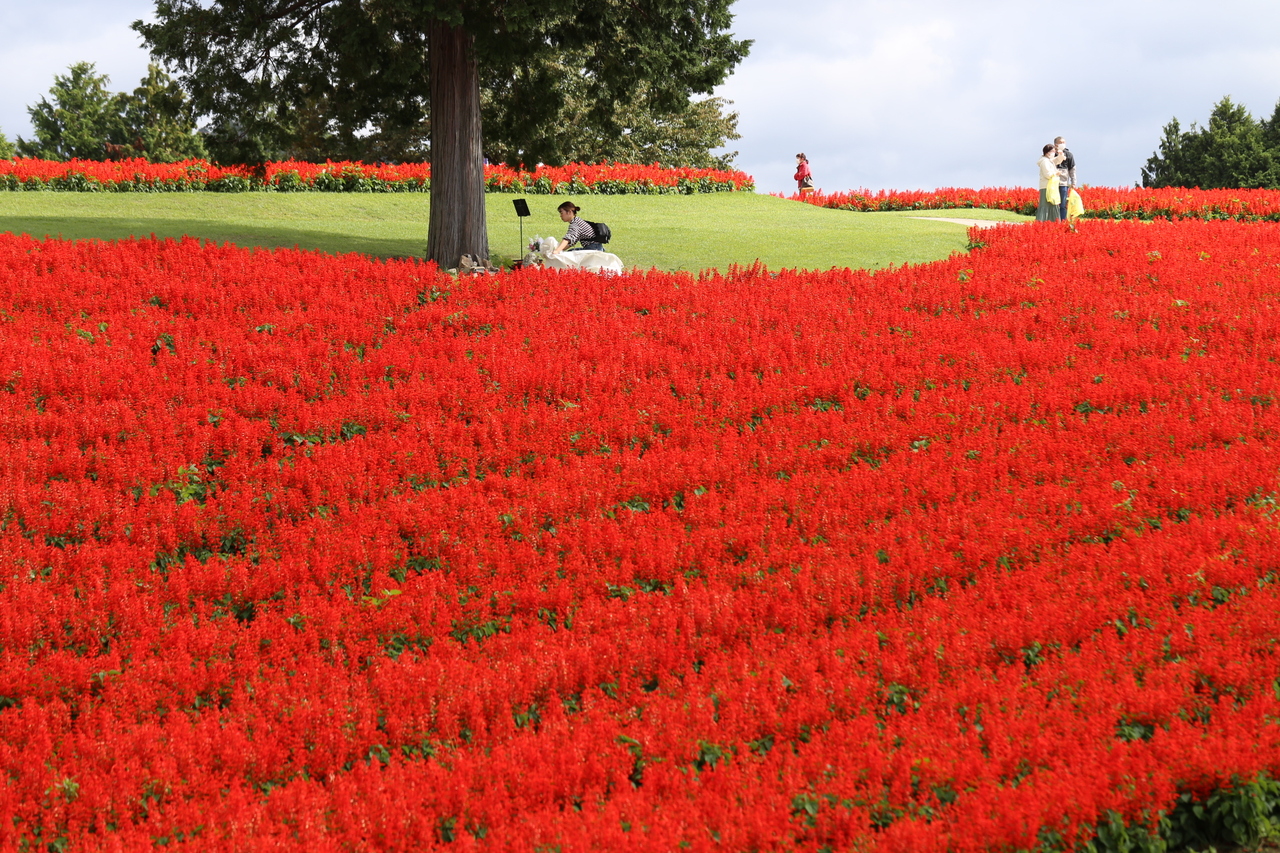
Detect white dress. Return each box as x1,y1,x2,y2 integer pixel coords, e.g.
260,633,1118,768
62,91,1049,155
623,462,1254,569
545,250,624,273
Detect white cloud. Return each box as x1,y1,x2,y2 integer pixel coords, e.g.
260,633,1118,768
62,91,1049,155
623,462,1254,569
719,0,1280,193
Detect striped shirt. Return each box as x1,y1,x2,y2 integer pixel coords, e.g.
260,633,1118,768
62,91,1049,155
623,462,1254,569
564,217,596,247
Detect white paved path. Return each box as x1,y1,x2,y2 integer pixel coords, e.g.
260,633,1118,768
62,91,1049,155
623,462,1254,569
907,217,1015,229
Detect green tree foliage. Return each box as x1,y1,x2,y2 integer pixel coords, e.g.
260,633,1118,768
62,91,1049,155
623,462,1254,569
1261,99,1280,154
602,93,740,170
482,50,741,168
18,62,129,160
204,67,741,170
1142,96,1280,188
200,113,291,166
204,96,433,166
0,131,14,160
125,64,207,162
17,62,204,162
134,0,751,266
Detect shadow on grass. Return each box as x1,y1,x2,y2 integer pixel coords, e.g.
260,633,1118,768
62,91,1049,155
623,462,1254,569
0,194,1014,272
0,215,423,259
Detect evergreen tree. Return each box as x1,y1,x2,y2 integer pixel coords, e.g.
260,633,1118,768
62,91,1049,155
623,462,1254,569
1258,99,1280,187
191,57,741,170
124,65,207,162
604,93,741,170
1197,97,1273,188
1142,117,1195,188
1262,99,1280,150
481,50,742,169
200,114,292,166
17,62,129,160
135,0,751,266
0,131,14,161
1142,96,1278,189
17,62,205,162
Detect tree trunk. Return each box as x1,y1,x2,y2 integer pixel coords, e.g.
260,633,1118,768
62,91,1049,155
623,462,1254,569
426,19,488,267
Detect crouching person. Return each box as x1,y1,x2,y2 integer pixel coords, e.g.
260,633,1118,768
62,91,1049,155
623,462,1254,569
551,201,603,253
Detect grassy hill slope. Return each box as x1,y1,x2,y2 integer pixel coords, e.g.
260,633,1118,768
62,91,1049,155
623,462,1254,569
0,191,1028,272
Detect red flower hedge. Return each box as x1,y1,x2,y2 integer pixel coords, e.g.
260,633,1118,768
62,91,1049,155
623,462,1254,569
788,185,1280,220
1,220,1280,850
0,158,753,194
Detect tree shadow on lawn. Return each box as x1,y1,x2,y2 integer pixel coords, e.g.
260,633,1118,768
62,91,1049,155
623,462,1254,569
0,215,422,259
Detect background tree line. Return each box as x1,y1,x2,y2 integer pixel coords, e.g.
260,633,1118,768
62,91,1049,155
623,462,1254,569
2,53,741,170
1142,96,1280,188
9,62,206,163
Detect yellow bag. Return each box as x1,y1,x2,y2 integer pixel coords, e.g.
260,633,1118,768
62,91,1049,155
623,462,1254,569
1067,188,1085,220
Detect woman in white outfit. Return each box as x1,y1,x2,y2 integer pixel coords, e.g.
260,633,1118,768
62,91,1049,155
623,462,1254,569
1036,143,1066,222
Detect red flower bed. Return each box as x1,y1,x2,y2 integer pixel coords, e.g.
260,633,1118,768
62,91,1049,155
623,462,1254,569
788,185,1280,220
0,158,753,194
786,186,1040,214
2,220,1280,850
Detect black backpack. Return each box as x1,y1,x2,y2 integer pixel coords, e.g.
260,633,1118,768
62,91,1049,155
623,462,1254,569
585,220,611,245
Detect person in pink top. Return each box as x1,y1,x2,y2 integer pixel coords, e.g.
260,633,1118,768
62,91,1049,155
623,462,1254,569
794,153,814,195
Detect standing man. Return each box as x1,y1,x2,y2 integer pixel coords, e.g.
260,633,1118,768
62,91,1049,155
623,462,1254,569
1054,136,1075,220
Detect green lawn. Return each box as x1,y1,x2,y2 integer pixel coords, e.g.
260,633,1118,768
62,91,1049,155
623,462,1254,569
0,191,1030,272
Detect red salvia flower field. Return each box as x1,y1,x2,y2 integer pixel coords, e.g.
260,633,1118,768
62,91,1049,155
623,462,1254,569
2,217,1280,850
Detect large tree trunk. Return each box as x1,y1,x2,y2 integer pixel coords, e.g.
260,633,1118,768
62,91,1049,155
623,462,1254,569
426,20,488,267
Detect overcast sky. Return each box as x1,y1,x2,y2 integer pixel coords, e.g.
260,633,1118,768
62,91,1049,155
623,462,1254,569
4,0,1280,195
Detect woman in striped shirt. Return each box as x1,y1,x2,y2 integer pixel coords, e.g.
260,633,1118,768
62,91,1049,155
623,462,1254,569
552,201,603,253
